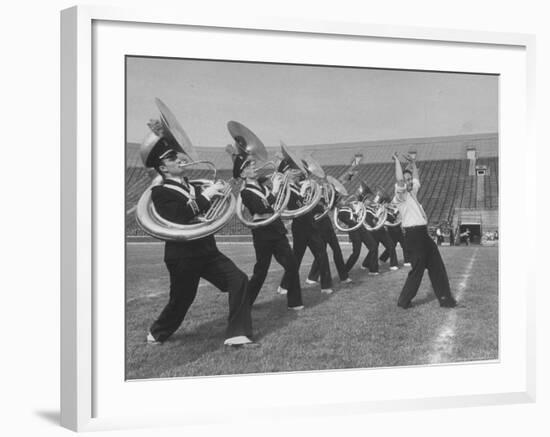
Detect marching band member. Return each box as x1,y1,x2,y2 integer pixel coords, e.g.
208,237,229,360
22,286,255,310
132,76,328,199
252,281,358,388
379,204,411,267
338,194,378,274
392,152,457,309
143,122,257,347
278,159,334,294
307,192,352,285
362,192,399,273
234,152,304,310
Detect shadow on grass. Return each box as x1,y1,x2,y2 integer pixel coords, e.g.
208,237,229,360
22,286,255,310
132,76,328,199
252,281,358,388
126,286,335,379
250,285,335,341
412,292,438,307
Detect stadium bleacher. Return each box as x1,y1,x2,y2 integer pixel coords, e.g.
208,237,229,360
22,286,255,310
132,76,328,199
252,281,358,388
125,133,498,237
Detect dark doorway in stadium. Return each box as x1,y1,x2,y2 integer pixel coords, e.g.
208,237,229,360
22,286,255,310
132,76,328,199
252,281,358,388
459,224,481,245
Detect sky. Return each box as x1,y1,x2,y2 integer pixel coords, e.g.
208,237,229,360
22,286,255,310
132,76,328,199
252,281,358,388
126,57,498,148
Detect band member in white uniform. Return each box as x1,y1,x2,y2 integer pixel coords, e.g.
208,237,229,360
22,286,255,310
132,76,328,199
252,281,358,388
392,153,457,309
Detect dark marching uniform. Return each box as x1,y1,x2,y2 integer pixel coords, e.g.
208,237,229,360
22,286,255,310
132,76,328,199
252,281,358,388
148,178,253,342
308,201,349,282
280,183,332,290
362,204,398,272
393,178,456,308
240,181,303,308
380,208,410,264
338,206,378,272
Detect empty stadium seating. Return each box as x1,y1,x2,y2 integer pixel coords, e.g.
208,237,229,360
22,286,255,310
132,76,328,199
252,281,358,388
125,157,499,236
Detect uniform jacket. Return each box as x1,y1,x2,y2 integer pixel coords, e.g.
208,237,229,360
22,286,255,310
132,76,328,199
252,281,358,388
312,201,335,236
286,183,315,231
240,182,287,241
151,178,218,260
364,203,381,229
337,206,358,228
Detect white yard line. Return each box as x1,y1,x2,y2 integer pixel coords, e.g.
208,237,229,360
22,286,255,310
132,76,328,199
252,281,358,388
428,248,478,364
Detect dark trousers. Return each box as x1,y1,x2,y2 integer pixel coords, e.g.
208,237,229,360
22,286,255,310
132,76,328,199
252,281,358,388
345,227,377,272
397,226,456,307
362,228,397,272
380,226,410,264
248,236,303,307
308,225,349,282
281,225,332,289
149,251,252,342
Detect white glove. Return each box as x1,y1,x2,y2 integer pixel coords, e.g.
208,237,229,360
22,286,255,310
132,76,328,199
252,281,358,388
202,182,225,199
272,174,282,193
299,180,311,197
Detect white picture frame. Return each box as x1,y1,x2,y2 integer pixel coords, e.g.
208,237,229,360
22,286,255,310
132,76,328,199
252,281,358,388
60,5,536,432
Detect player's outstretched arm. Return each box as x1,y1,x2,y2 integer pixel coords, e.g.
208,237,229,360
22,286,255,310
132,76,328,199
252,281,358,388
393,152,405,186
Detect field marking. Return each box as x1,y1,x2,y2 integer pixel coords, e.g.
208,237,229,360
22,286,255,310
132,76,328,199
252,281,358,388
429,248,478,364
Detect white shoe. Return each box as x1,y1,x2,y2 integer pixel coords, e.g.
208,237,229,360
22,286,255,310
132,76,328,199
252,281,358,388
224,335,252,345
368,272,379,276
404,263,411,267
288,305,304,311
224,336,260,348
276,286,288,295
305,279,319,285
360,266,368,270
147,332,162,345
321,288,334,294
390,266,399,271
341,278,353,284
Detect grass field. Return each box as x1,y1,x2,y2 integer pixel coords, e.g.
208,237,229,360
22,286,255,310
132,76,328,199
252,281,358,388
125,242,498,380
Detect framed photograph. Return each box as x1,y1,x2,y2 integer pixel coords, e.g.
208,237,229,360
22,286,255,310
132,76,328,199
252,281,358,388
61,5,536,432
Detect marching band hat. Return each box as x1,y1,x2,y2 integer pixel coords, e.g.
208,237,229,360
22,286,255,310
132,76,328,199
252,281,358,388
277,158,291,174
356,181,372,201
140,131,185,168
232,153,251,179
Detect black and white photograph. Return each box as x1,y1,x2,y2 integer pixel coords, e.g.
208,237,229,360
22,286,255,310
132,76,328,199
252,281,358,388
6,0,549,434
125,56,499,380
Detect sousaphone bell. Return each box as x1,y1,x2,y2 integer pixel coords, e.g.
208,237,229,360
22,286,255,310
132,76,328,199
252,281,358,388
135,98,236,241
279,142,323,219
301,154,347,221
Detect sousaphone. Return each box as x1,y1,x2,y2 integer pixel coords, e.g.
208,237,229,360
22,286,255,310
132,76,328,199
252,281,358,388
135,98,236,241
301,154,347,221
332,155,368,232
230,121,292,229
279,142,323,219
333,194,368,233
362,183,388,231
